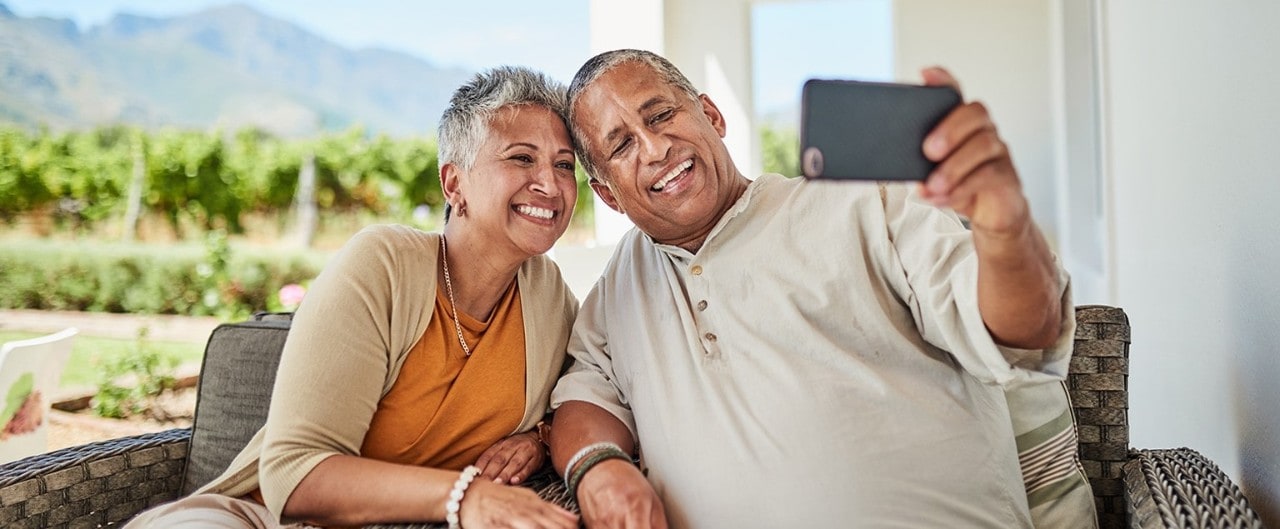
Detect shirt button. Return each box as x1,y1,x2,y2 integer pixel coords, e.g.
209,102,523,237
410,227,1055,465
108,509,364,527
691,265,703,276
704,332,717,342
697,300,708,311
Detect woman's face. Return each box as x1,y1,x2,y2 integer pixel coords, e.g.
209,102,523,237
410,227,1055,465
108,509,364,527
451,104,578,258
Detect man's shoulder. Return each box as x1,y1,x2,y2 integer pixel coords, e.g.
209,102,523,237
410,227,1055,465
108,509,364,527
755,173,890,205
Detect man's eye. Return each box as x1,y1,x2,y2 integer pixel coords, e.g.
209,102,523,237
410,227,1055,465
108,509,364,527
649,109,674,125
609,138,631,159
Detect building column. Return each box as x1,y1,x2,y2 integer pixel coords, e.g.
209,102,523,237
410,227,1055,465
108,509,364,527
585,0,757,244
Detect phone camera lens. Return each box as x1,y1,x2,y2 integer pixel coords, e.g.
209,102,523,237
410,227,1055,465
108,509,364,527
803,147,824,177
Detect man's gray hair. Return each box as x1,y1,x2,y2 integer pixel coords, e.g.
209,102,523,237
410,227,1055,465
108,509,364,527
437,66,568,221
566,49,700,181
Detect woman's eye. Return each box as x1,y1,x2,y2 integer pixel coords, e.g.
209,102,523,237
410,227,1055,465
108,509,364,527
556,161,575,171
512,154,534,163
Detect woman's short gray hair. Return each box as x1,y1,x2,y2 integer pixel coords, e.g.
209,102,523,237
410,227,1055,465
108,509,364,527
566,49,700,180
438,66,569,171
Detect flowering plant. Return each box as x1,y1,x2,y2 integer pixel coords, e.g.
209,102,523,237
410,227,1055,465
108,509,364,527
277,283,307,310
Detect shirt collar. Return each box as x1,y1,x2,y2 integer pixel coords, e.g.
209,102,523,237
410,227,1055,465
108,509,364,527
647,174,781,259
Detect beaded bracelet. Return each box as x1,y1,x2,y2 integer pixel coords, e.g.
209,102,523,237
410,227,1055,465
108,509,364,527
566,445,632,499
445,465,481,529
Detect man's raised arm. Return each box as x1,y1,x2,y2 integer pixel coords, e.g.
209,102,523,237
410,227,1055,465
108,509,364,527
916,66,1063,349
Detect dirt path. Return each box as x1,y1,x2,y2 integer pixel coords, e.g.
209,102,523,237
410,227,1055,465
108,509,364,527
0,309,220,343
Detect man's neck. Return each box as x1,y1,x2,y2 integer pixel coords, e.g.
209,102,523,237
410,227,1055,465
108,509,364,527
663,175,752,254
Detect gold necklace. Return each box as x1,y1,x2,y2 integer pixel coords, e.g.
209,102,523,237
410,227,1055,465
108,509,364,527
440,235,472,357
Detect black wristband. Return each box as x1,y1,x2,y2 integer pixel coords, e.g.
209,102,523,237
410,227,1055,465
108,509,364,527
567,446,632,499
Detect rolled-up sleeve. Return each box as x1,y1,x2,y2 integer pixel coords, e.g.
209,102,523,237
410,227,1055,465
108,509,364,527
550,283,638,440
879,184,1076,388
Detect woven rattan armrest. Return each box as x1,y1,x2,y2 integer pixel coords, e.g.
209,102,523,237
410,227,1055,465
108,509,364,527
1124,448,1264,529
0,428,190,528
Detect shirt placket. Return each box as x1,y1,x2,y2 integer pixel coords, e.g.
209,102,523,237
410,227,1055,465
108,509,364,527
685,259,721,360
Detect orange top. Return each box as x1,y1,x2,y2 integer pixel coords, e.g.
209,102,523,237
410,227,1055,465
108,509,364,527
246,281,527,511
360,281,527,470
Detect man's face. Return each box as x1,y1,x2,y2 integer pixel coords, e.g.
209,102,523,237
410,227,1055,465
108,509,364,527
573,61,743,249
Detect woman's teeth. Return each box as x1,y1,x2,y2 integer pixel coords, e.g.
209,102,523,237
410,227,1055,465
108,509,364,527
516,205,554,219
652,160,692,191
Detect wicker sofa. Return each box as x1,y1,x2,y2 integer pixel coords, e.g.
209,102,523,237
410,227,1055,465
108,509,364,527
0,306,1264,528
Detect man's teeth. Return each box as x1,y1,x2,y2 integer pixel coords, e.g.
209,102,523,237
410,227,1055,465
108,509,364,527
652,160,693,191
516,205,554,219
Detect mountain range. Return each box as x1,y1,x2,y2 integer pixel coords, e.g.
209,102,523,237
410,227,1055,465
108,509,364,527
0,2,473,137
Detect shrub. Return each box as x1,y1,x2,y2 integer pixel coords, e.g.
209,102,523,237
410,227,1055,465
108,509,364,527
0,238,327,317
91,328,178,420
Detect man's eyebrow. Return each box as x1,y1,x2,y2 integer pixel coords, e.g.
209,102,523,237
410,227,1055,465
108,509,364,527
602,96,671,146
638,96,668,113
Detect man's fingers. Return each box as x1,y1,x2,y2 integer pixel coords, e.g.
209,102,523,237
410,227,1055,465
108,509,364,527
924,129,1007,200
923,101,995,162
921,66,961,92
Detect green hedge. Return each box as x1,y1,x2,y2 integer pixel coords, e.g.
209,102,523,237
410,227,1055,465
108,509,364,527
0,238,327,317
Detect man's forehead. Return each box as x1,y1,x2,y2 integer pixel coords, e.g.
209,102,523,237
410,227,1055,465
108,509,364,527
576,68,675,125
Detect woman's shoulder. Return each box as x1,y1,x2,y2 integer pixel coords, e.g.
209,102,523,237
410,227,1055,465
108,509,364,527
338,225,438,260
349,224,437,246
518,254,578,307
518,253,566,286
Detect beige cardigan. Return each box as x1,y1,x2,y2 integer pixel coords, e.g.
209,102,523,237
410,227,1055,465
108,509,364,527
196,225,578,521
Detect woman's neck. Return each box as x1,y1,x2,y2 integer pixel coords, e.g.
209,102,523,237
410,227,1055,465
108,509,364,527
439,226,523,322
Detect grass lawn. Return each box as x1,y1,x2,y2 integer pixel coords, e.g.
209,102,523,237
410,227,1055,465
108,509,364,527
0,331,203,389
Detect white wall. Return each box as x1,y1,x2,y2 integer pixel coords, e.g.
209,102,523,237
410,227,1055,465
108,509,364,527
1100,1,1280,523
893,0,1059,245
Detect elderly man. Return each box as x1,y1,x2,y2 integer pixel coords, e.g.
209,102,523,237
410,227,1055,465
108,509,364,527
549,49,1084,528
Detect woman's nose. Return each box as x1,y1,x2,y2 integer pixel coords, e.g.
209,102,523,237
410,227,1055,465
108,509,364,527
529,163,561,196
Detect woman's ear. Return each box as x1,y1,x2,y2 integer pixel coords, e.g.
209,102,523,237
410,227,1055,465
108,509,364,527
441,162,464,206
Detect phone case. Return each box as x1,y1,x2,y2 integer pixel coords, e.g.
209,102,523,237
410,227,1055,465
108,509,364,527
800,79,961,181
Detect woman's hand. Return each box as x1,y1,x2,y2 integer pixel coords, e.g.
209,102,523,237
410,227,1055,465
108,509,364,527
476,431,545,485
460,480,579,529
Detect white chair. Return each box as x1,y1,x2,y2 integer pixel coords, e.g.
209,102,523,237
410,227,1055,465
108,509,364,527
0,328,77,464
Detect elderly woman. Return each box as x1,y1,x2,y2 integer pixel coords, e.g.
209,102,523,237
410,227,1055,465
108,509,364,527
126,66,581,529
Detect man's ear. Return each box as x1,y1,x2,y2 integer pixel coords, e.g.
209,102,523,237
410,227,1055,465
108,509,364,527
698,94,728,138
590,178,624,214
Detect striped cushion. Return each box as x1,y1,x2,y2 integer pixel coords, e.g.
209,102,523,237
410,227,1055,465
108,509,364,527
1006,381,1098,528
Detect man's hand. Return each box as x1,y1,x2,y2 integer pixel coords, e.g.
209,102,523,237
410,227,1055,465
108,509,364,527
917,66,1031,237
577,459,668,529
476,431,545,485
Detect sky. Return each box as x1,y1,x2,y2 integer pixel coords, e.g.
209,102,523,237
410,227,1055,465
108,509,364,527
2,0,892,119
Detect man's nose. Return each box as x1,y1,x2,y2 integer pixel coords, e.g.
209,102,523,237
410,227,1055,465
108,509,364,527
637,130,671,165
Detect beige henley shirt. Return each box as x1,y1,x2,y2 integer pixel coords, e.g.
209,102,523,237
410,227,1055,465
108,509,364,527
551,174,1074,528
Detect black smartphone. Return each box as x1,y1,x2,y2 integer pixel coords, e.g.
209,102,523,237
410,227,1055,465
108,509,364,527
800,79,961,181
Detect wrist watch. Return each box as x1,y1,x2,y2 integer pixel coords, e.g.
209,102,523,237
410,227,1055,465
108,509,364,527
534,420,553,450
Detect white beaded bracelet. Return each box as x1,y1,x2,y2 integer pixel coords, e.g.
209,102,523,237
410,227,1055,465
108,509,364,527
563,442,625,488
445,465,481,529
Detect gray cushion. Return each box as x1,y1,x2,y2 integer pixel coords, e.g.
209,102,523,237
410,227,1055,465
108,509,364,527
181,317,291,494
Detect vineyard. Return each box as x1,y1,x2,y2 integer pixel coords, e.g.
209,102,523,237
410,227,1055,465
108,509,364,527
0,125,603,240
